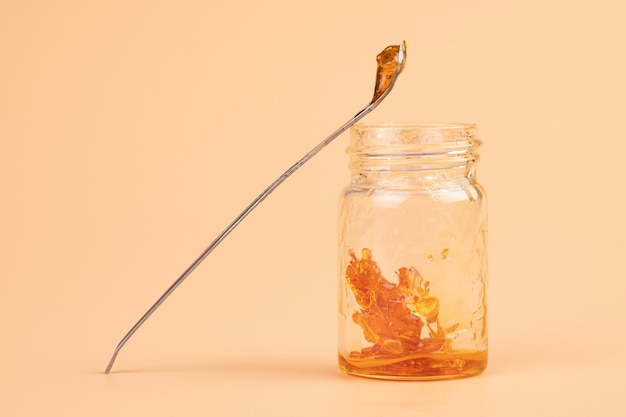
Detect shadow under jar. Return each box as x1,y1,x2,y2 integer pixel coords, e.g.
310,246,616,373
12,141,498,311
338,123,488,380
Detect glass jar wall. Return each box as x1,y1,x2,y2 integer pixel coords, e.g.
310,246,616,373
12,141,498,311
338,123,488,380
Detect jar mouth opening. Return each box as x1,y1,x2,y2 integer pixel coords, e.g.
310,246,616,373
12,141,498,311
348,122,481,155
354,122,476,129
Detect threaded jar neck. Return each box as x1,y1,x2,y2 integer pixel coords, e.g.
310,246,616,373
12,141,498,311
347,123,482,189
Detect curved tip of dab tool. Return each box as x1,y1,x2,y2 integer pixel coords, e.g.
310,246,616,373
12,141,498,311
104,41,407,374
371,41,406,104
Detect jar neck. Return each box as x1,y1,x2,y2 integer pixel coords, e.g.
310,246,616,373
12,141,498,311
347,123,481,190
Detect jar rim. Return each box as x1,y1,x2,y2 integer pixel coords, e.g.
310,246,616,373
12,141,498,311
349,123,481,155
353,122,476,129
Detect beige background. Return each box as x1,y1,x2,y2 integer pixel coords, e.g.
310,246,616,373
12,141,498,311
1,0,625,415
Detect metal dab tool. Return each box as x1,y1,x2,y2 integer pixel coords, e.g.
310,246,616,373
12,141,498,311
105,41,406,374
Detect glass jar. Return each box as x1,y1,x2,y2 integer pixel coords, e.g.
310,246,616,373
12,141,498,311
338,123,488,380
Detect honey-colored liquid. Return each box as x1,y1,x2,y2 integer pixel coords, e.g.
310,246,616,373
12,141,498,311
340,248,486,380
339,350,487,380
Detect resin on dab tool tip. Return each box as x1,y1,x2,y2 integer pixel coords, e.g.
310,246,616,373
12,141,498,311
104,41,406,374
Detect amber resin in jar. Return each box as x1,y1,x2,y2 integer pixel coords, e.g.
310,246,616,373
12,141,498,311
338,123,488,380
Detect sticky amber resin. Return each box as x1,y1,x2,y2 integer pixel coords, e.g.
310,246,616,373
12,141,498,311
341,248,486,380
339,351,487,380
372,41,406,101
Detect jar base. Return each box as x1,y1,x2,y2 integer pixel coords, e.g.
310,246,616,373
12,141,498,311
338,351,487,381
